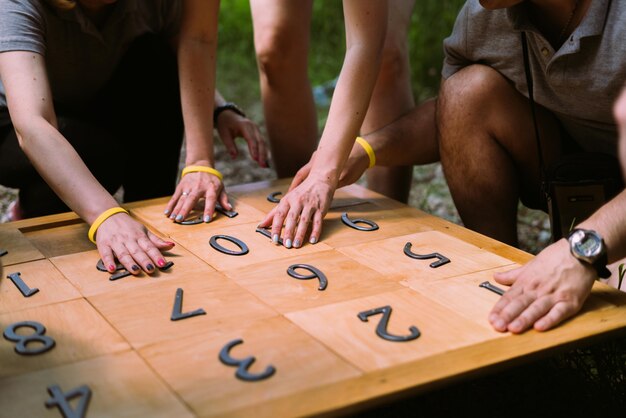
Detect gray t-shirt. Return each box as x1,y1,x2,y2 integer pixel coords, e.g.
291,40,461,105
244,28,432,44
0,0,182,127
442,0,625,155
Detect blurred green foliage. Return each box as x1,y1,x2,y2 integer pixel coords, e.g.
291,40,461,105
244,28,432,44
216,0,466,116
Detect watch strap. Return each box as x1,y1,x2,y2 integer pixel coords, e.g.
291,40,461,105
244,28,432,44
593,253,611,279
213,102,246,124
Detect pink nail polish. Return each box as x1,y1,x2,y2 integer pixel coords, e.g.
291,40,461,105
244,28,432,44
108,265,116,272
157,259,166,267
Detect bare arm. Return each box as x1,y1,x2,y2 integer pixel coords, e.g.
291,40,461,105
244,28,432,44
259,0,388,248
165,0,226,223
488,86,626,334
0,50,173,273
490,190,626,334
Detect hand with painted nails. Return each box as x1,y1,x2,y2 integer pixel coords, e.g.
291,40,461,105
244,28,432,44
94,211,175,275
488,239,596,334
257,173,335,249
165,168,230,224
215,107,269,168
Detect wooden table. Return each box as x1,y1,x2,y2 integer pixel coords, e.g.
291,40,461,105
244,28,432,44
1,178,626,417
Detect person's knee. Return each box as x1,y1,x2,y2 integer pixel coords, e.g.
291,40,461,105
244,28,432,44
440,65,507,117
377,39,410,85
438,65,511,149
254,24,306,85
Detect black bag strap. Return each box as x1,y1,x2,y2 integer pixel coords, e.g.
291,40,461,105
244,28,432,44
521,32,548,190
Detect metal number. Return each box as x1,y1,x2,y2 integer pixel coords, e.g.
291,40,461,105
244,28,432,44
170,288,206,321
403,242,450,268
160,261,175,271
3,321,56,355
218,339,276,382
109,270,132,281
267,191,282,203
0,248,7,257
96,259,123,272
215,203,239,218
178,216,203,225
341,212,379,232
357,305,420,342
6,272,39,297
97,259,173,281
287,264,328,291
479,281,505,296
96,259,131,281
255,227,283,245
45,384,92,418
209,235,249,256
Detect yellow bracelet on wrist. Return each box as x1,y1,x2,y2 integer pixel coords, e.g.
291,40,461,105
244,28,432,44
356,137,376,169
181,165,223,181
88,207,129,244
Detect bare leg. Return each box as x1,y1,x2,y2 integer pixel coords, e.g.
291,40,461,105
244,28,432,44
437,65,563,246
250,0,317,178
362,0,416,202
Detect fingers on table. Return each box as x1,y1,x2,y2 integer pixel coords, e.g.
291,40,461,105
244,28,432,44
489,286,578,334
268,201,322,249
99,231,171,275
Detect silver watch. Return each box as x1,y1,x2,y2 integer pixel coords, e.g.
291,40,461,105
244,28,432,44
567,228,611,278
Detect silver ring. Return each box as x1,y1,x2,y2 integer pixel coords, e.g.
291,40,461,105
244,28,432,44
182,191,189,196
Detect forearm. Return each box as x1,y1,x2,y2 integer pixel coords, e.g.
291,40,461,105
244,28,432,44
178,39,216,166
16,118,118,223
577,189,626,263
310,0,387,182
177,0,220,167
360,98,439,167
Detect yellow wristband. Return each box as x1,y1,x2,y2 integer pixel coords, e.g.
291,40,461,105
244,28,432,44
88,207,129,244
181,165,223,181
356,137,376,169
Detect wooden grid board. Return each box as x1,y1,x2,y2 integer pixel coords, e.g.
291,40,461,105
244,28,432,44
2,179,626,417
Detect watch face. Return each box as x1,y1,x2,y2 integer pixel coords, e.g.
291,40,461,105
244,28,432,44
571,230,602,258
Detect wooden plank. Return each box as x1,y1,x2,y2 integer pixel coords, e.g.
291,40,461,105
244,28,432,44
0,299,129,379
401,265,614,333
228,180,404,215
139,316,361,417
129,196,266,238
21,222,93,258
0,226,44,266
338,230,516,282
286,288,502,373
171,221,333,271
0,259,82,314
0,350,193,418
50,245,214,297
321,205,434,248
223,249,402,314
87,270,277,349
225,308,626,418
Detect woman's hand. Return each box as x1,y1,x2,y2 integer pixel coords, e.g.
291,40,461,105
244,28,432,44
95,212,175,275
258,172,337,248
165,169,230,223
216,110,268,168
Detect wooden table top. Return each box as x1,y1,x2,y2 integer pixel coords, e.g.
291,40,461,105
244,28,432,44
1,178,626,417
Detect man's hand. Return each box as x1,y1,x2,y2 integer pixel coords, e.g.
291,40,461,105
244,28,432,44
488,239,596,333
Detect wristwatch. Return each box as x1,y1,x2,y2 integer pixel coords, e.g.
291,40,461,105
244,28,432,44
567,228,611,278
213,102,246,124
